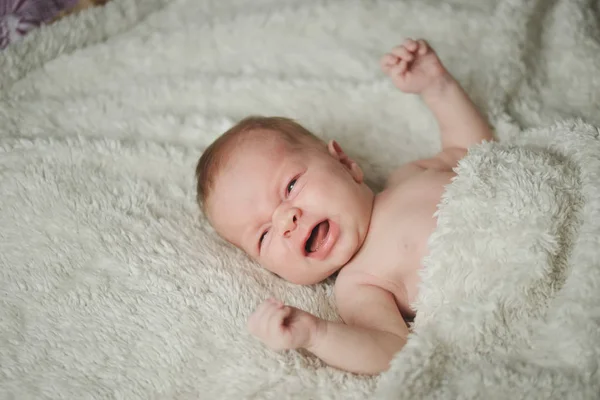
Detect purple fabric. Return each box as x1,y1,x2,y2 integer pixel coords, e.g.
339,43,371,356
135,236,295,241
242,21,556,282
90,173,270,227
0,0,79,49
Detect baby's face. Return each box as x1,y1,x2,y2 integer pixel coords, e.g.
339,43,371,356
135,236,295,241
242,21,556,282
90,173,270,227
207,130,374,285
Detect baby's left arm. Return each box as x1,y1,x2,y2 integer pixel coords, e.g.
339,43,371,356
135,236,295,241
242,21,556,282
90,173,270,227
381,39,495,151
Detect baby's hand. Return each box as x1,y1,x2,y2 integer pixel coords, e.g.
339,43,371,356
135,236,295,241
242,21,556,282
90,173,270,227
247,298,319,351
381,38,448,95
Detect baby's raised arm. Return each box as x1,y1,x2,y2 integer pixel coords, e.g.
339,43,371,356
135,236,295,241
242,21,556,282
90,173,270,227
382,39,495,151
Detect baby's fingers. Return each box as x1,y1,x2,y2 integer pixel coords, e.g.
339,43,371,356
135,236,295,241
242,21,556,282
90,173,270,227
247,298,280,331
380,53,399,72
391,60,408,76
267,305,290,333
417,39,429,55
402,38,419,52
390,45,415,62
266,306,293,348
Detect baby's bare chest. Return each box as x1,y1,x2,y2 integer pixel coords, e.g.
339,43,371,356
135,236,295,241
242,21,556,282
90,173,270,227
345,170,455,307
374,169,452,261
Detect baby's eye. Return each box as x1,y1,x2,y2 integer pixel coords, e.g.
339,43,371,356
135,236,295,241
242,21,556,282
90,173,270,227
259,229,269,249
286,178,297,195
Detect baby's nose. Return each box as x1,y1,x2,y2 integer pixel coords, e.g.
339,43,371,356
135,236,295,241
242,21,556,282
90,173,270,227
276,207,302,238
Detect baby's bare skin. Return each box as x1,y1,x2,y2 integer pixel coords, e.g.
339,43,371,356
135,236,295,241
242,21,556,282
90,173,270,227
312,159,465,375
210,39,494,375
339,164,459,316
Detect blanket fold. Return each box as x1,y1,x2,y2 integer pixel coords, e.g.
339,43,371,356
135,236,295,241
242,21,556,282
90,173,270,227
377,120,600,400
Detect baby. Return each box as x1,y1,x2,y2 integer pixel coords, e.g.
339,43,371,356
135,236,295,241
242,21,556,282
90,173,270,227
195,39,494,375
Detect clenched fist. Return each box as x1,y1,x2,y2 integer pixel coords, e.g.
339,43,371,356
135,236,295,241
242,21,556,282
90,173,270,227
381,38,449,95
247,298,319,351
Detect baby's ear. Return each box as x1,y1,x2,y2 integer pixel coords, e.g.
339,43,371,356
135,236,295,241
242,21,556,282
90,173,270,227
327,140,364,183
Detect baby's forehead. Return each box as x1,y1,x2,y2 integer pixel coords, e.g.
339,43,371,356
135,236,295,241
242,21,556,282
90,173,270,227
209,133,287,199
224,129,313,172
207,135,290,243
208,127,318,206
234,128,294,151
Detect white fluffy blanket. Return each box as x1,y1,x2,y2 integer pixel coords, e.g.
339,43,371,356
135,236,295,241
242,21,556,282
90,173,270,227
378,120,600,399
1,0,600,398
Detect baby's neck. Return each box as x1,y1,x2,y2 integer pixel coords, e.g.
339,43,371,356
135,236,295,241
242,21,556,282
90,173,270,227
335,191,389,273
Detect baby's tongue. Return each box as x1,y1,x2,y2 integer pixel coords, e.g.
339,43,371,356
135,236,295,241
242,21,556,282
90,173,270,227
310,221,330,252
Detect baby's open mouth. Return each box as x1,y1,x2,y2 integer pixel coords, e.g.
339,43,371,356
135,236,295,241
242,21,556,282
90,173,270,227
305,220,330,254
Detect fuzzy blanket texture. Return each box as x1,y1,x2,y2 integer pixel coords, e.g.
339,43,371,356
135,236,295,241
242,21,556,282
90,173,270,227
1,0,600,399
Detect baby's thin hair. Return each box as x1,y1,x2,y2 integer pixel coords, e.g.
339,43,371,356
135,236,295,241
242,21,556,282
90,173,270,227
195,116,323,213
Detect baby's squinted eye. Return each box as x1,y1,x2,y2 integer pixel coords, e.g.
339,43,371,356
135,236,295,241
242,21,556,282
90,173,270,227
259,230,269,249
287,178,297,195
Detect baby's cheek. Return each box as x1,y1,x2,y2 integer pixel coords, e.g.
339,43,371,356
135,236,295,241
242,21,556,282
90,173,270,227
265,244,288,272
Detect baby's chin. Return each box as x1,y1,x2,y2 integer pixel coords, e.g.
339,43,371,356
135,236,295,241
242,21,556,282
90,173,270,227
293,238,363,284
283,251,355,285
284,265,342,285
267,228,364,285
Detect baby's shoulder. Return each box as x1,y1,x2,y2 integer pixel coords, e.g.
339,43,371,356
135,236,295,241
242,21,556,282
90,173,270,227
333,268,410,326
386,150,464,189
385,161,426,189
333,266,367,295
334,266,395,299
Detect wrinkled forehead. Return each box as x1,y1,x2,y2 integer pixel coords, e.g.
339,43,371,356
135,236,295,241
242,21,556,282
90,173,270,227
206,134,289,243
